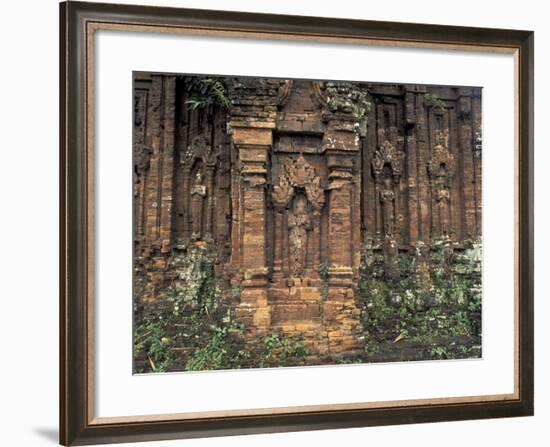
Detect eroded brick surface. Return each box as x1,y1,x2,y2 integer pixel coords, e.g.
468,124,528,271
133,75,482,369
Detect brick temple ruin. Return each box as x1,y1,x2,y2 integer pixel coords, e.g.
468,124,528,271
133,74,482,362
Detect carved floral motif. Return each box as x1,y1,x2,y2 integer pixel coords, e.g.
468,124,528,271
272,154,325,210
272,172,293,206
371,140,405,183
181,135,219,168
427,143,456,179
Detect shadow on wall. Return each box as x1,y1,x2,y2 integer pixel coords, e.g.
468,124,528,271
33,427,58,444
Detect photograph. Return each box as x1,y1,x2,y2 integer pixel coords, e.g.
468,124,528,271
54,1,535,444
0,0,541,444
132,74,483,373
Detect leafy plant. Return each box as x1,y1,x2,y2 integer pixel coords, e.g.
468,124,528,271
424,92,447,111
357,242,482,362
430,346,449,360
185,321,248,371
135,245,315,372
134,317,175,373
184,77,230,110
259,334,308,367
324,82,371,136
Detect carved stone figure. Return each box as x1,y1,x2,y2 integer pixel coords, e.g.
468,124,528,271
190,169,207,240
288,194,312,277
427,140,456,240
380,174,396,237
133,74,483,364
372,141,404,241
436,187,451,238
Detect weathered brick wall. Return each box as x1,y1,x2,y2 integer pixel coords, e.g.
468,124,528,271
361,84,482,248
133,74,482,362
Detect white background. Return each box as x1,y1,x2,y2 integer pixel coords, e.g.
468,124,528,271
95,29,515,417
0,0,544,446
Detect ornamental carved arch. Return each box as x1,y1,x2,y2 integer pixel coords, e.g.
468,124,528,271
371,140,405,184
427,143,456,180
272,154,325,210
181,134,219,168
179,134,222,243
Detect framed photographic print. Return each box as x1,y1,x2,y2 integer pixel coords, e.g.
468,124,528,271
59,1,534,445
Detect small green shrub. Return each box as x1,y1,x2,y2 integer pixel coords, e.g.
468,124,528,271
357,242,482,361
259,334,308,368
424,93,447,111
134,317,175,373
185,321,249,371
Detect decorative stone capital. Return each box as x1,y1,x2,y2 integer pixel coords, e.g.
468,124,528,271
327,265,354,287
322,123,362,152
242,267,269,288
230,123,274,147
326,152,356,191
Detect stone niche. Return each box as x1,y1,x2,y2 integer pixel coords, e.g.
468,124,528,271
133,74,482,361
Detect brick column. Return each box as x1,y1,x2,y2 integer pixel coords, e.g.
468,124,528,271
179,163,191,240
141,75,176,299
321,118,364,354
404,87,419,247
143,75,176,252
231,122,273,335
204,163,216,239
158,76,176,253
326,152,355,286
272,204,285,281
457,89,476,242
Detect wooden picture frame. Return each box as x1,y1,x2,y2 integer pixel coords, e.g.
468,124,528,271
60,1,534,445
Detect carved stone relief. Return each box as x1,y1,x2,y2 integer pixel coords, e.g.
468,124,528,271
428,141,455,240
133,75,483,368
273,154,325,210
371,140,404,245
288,194,312,277
190,169,206,240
